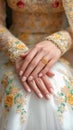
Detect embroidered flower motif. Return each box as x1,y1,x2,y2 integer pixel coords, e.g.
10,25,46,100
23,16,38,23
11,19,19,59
17,1,25,8
2,79,8,89
0,28,6,33
19,33,29,41
16,44,25,49
53,33,61,39
16,97,25,105
71,80,73,86
67,94,73,105
2,73,28,123
10,87,20,96
5,94,14,108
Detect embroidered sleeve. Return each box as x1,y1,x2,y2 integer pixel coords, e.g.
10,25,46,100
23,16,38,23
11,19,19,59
0,0,28,63
46,0,73,55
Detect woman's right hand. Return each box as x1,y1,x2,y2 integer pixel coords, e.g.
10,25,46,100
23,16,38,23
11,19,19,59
15,57,54,100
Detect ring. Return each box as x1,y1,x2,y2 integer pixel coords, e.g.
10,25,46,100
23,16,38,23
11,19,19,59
41,57,48,65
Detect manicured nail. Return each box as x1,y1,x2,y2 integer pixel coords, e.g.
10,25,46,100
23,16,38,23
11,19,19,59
28,76,33,81
22,76,26,81
27,88,31,92
39,73,43,77
38,93,43,98
19,71,23,76
46,94,50,99
50,88,54,94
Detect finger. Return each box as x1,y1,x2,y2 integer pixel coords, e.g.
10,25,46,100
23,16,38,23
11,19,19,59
19,47,39,76
47,70,55,77
28,80,43,99
15,59,23,72
28,53,52,80
39,57,56,76
35,78,51,100
19,76,31,93
22,81,31,93
20,49,31,58
42,75,54,94
22,49,46,80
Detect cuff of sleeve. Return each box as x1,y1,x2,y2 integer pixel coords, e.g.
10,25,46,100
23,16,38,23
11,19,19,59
0,25,28,63
45,30,72,55
8,37,28,63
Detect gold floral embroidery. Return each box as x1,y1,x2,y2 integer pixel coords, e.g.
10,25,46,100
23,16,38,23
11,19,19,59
1,71,28,123
2,79,8,89
0,28,6,33
46,31,72,55
9,87,20,96
54,77,73,124
16,44,25,49
5,94,14,108
67,94,73,106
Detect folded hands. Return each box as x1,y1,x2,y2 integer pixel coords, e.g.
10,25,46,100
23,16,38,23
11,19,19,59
15,40,61,100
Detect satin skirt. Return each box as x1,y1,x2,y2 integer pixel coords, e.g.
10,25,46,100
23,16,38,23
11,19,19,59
0,51,73,130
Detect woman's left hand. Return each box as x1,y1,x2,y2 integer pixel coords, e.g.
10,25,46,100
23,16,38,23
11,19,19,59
19,40,61,81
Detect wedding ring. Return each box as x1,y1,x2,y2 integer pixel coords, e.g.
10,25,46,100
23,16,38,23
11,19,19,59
41,57,48,65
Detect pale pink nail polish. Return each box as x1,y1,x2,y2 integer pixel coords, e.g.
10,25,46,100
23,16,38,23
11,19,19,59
19,71,23,76
28,76,33,81
50,88,54,94
39,73,43,77
38,93,43,98
46,94,50,99
27,88,31,92
22,76,26,81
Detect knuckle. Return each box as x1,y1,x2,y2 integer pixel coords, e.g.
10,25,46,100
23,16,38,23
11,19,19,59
35,44,40,49
26,55,31,61
43,89,48,95
31,60,37,66
41,47,46,53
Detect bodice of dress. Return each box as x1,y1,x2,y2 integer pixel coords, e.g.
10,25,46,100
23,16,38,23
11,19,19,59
6,0,64,46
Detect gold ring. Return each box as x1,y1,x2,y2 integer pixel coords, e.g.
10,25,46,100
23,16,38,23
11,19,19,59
41,57,48,65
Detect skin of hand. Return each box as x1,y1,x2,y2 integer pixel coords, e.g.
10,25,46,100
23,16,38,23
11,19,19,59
19,40,61,81
15,56,54,100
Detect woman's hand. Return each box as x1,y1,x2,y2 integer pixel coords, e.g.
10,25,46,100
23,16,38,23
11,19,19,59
19,40,61,81
15,57,54,100
27,74,54,100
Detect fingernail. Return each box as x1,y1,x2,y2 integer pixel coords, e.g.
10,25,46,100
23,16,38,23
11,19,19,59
22,76,26,81
39,73,43,77
27,88,31,92
46,94,50,99
50,88,54,94
38,93,43,98
28,76,33,81
19,71,23,76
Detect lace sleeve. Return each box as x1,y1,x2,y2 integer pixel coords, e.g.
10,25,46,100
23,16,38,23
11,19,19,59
45,0,73,55
0,0,28,63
